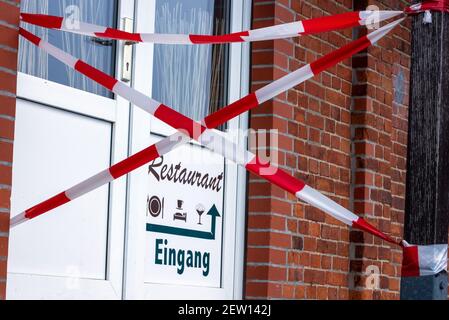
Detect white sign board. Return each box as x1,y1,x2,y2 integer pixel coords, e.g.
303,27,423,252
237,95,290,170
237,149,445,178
144,143,225,288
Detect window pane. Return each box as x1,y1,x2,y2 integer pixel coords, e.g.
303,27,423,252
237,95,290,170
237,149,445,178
19,0,117,98
152,0,231,125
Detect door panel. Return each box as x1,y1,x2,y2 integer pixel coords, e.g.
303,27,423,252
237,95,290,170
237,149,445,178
124,0,250,300
9,101,111,280
8,0,249,300
8,0,134,300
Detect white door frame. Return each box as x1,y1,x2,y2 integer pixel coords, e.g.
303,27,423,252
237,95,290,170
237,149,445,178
7,0,135,300
123,0,251,300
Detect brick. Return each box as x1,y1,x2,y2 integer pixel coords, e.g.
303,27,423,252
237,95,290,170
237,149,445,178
304,269,325,285
0,48,18,72
288,268,303,282
0,281,5,300
305,206,325,223
0,189,11,210
0,212,10,233
0,25,19,50
270,232,291,247
247,231,270,246
0,166,12,185
282,284,295,299
0,2,20,26
316,239,337,255
0,95,16,118
0,118,14,140
294,285,306,299
0,71,17,94
292,236,303,250
0,237,8,257
0,259,6,277
253,3,275,20
275,3,295,22
265,282,282,299
246,265,269,280
246,282,268,298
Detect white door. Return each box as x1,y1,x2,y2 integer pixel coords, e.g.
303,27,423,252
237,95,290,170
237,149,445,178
123,0,251,299
7,0,135,299
8,0,250,300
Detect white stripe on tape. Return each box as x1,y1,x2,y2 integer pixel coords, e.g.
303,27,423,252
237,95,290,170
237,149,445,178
296,185,359,226
10,212,27,228
65,169,114,200
244,21,304,42
61,19,107,35
113,82,161,115
140,33,192,44
418,244,448,276
255,64,314,104
155,132,189,155
367,18,405,44
198,129,254,166
39,41,78,68
359,10,404,24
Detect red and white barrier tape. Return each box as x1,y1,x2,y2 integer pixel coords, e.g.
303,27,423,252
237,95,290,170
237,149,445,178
14,7,449,276
14,20,404,246
12,20,401,243
20,10,403,44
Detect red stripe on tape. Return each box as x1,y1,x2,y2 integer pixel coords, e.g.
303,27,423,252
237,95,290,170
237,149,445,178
401,245,420,277
302,11,362,34
352,217,398,245
25,192,70,220
19,27,42,46
74,60,118,91
189,31,250,44
109,144,160,179
154,104,207,139
20,13,64,29
406,0,449,14
246,158,306,194
310,34,370,75
204,93,259,129
95,28,143,42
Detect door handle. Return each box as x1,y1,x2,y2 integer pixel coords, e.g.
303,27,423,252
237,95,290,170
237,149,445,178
90,37,114,46
121,17,134,83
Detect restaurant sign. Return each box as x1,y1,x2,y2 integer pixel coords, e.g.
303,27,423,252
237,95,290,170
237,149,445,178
144,143,225,287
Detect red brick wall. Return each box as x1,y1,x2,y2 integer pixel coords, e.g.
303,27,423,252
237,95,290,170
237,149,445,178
0,0,20,300
245,0,411,300
349,0,411,300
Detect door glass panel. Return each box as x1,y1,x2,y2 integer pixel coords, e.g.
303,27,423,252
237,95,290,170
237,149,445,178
144,0,232,290
19,0,118,98
152,0,231,127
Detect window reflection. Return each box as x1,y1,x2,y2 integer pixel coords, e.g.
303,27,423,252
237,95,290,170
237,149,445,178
19,0,117,98
152,0,231,126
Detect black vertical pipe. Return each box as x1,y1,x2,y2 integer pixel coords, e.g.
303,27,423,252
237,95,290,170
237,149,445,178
401,6,449,300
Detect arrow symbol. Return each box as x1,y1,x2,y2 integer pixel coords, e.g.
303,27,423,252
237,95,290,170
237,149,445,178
147,205,221,240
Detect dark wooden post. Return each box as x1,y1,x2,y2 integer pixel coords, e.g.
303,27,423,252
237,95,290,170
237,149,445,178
400,5,449,300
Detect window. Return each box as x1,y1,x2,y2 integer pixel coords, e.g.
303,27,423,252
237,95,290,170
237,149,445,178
19,0,118,98
152,0,231,125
